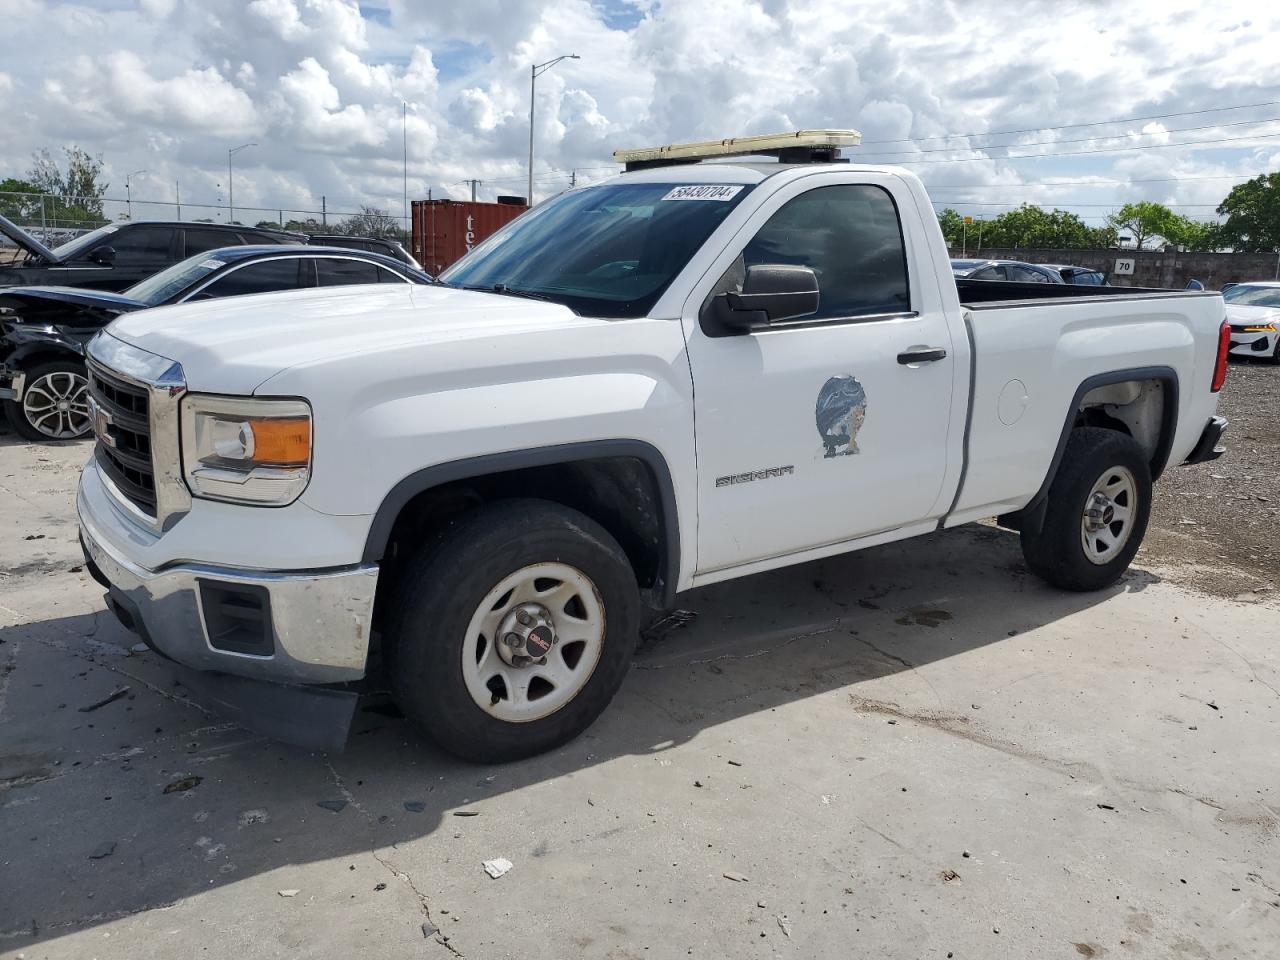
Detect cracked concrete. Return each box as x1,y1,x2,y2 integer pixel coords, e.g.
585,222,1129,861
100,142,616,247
2,432,1280,958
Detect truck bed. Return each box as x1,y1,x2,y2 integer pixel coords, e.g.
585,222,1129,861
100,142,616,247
955,278,1218,307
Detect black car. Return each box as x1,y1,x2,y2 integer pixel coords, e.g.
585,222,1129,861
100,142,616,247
0,214,304,292
950,259,1065,283
309,235,422,268
0,245,433,441
1042,264,1108,286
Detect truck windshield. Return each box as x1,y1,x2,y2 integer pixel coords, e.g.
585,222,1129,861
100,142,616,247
440,181,753,317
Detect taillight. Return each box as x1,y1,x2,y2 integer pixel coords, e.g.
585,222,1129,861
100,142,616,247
1211,320,1230,392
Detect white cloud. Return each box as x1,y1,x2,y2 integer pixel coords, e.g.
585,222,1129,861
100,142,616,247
0,0,1277,228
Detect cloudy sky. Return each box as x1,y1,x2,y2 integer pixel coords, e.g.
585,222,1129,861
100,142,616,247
1,0,1278,229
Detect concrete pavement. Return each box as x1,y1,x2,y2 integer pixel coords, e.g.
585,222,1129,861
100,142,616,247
2,432,1278,959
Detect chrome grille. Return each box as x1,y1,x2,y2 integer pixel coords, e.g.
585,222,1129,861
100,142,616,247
88,362,156,516
84,333,189,532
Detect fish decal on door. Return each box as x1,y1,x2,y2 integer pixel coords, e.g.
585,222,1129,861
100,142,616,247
816,375,867,457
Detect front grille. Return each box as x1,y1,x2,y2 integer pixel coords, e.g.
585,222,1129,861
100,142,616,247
88,362,156,516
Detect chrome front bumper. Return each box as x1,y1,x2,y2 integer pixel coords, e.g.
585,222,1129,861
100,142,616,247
78,495,379,686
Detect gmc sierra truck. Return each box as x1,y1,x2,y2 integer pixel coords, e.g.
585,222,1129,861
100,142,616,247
76,131,1231,762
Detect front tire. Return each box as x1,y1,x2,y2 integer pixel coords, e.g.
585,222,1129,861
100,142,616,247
384,499,640,763
5,360,92,442
1269,335,1280,365
1020,427,1152,592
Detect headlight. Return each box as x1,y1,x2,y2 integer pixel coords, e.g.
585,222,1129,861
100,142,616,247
1242,324,1277,333
181,395,312,506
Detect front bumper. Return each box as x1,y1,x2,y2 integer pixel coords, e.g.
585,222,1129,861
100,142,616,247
1184,415,1228,465
78,483,380,750
1228,330,1276,357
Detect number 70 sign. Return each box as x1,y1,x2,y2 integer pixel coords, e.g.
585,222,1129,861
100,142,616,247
1114,259,1135,275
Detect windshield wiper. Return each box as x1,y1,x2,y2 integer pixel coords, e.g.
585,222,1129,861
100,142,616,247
457,283,553,302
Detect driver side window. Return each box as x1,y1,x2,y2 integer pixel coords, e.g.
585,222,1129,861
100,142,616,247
739,184,911,321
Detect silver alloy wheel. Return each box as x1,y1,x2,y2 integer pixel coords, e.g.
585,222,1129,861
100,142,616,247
22,370,91,440
461,562,605,722
1080,465,1137,564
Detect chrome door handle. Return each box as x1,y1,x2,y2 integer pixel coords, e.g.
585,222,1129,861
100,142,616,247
897,347,947,365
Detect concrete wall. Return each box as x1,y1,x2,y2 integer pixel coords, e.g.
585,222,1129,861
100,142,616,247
948,247,1280,290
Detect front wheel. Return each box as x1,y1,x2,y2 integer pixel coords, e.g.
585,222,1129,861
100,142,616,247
5,360,92,441
384,499,640,763
1020,427,1152,592
1269,336,1280,365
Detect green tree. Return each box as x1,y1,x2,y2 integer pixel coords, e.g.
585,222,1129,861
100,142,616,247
1162,215,1218,252
977,204,1097,249
936,208,965,246
1215,173,1280,252
1106,201,1178,250
26,146,109,228
335,204,402,239
0,178,44,221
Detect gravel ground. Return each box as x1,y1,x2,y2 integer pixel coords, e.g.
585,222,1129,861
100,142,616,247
1144,357,1280,598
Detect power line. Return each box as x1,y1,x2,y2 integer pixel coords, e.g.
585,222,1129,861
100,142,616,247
923,174,1266,188
928,200,1221,208
857,115,1280,159
879,129,1280,165
860,98,1280,145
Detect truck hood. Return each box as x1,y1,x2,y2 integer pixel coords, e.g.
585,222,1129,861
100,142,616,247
105,283,590,393
0,212,61,264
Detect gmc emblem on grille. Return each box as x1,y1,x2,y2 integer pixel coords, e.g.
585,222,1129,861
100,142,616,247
86,395,117,448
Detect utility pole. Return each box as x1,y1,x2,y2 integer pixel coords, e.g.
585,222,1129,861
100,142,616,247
528,53,579,206
402,100,409,237
125,170,147,220
321,195,327,226
570,169,577,188
175,180,181,221
464,179,480,202
228,142,257,224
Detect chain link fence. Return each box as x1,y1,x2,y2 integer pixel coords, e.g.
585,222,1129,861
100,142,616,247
0,191,410,250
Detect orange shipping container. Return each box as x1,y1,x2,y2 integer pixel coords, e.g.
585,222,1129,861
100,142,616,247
411,199,528,276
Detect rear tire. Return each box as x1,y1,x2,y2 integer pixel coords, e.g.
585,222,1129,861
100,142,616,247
384,499,640,763
1020,427,1152,592
5,360,92,442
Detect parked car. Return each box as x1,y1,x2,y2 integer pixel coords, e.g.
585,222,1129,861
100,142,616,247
308,235,422,269
77,130,1229,761
1223,281,1280,363
1045,264,1108,285
0,245,432,440
0,214,304,292
950,259,1065,283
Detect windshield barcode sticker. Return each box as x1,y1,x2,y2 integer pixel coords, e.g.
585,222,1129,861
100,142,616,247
660,185,744,202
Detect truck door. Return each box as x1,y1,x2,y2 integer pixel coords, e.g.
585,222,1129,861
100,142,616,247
681,176,956,575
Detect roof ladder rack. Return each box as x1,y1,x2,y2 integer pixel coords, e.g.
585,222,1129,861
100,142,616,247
613,129,862,172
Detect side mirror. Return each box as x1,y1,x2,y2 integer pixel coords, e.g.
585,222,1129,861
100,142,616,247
710,264,820,333
89,246,116,265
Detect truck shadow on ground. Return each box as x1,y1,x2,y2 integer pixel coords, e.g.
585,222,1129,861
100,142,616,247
0,524,1160,948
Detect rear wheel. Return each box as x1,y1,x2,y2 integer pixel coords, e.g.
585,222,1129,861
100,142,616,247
384,499,640,763
1020,427,1152,591
5,360,92,442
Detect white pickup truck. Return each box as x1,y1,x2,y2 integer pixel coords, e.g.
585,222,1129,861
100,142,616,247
77,131,1230,762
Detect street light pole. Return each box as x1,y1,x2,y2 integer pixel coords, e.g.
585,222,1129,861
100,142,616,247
527,54,579,207
402,101,409,236
124,169,147,221
227,143,257,224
